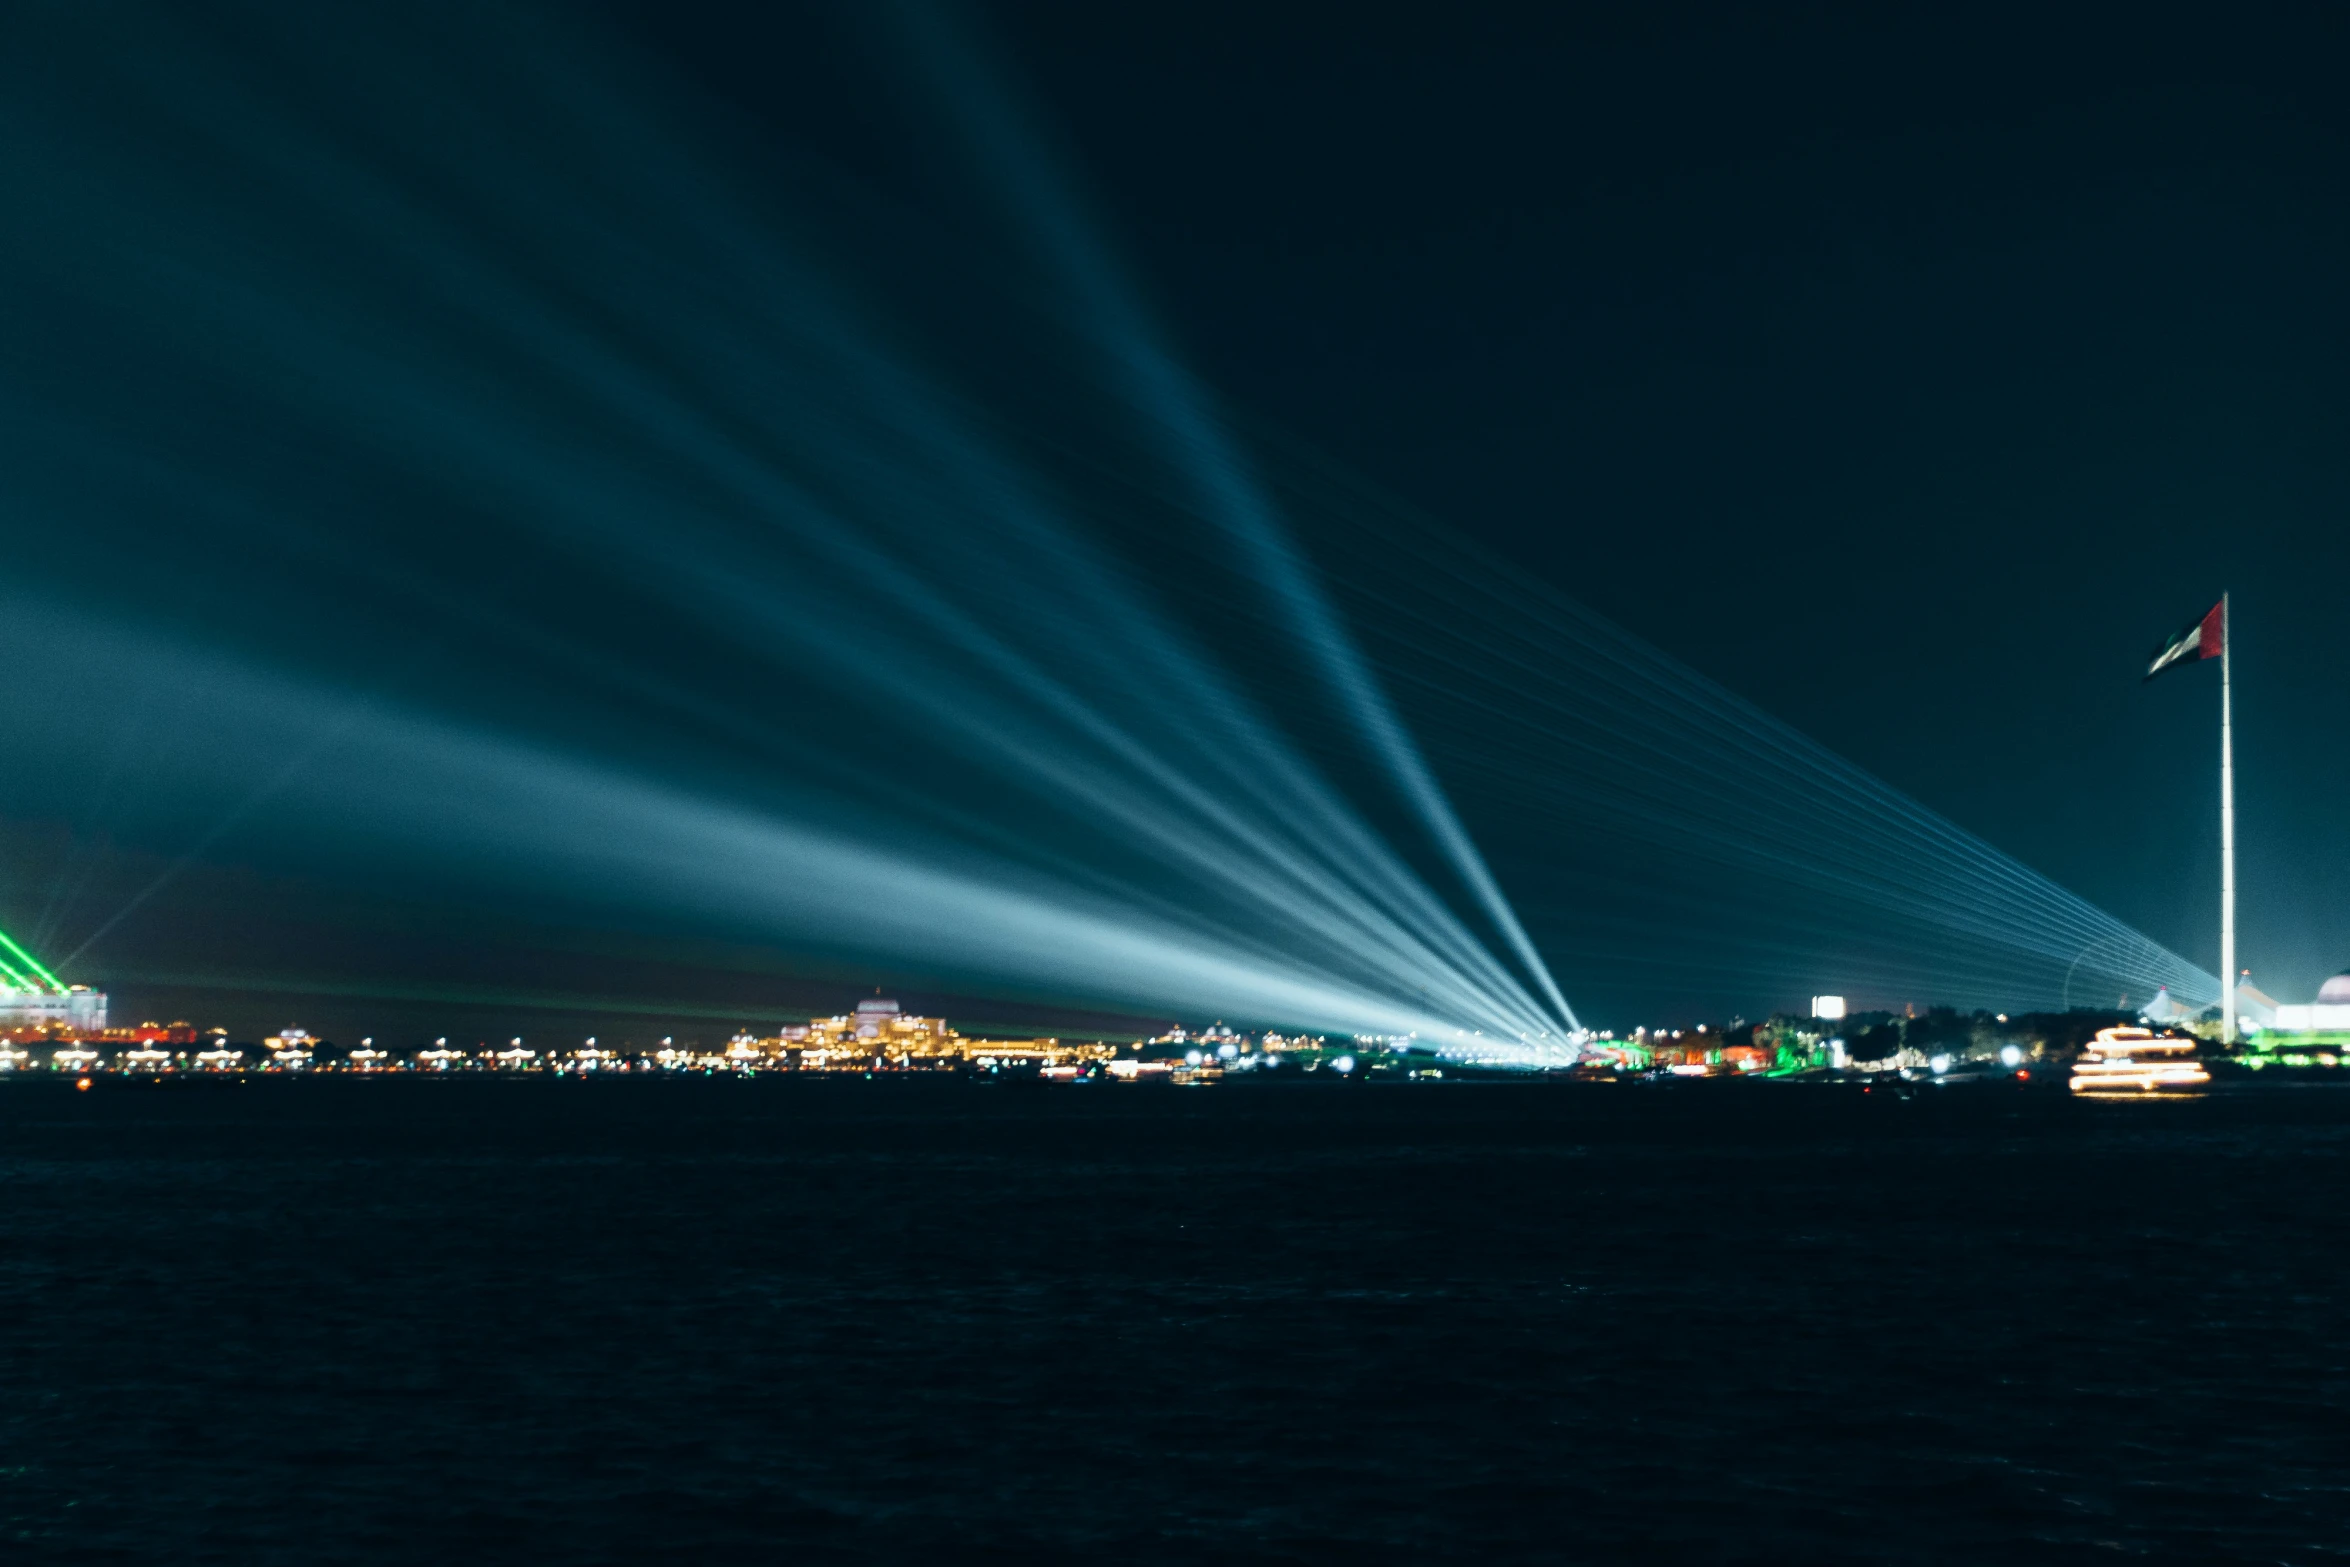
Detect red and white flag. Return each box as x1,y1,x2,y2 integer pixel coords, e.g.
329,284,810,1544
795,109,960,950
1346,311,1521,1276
2145,601,2223,680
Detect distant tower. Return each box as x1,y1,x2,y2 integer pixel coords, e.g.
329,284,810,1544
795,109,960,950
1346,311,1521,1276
2218,593,2235,1042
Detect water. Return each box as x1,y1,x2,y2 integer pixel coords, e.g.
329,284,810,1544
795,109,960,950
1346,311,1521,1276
2,1076,2344,1563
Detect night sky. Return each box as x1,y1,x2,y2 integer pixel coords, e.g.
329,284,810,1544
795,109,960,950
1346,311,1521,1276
755,1,2344,994
3,1,2345,1040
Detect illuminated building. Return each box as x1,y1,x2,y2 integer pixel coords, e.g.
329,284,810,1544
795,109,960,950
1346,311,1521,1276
2232,980,2279,1030
264,1028,317,1069
148,1002,1129,1077
774,997,973,1069
0,926,105,1037
90,1021,201,1046
965,1038,1114,1071
2269,970,2350,1036
740,997,1126,1074
0,987,108,1039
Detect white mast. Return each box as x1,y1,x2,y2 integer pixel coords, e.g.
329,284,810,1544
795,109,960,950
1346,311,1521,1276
2219,591,2235,1044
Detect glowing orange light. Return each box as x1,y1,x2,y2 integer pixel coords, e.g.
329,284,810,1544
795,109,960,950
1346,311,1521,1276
74,1077,91,1091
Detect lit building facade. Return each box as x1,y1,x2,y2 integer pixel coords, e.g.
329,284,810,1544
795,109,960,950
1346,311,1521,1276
2270,970,2350,1036
0,986,106,1037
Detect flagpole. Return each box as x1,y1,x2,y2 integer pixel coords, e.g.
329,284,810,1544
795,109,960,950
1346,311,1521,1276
2220,591,2235,1045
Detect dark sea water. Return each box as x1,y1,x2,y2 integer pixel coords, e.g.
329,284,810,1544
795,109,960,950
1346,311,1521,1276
2,1076,2345,1564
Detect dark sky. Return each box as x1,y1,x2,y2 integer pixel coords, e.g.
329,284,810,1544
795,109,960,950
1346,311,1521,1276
633,0,2350,995
4,1,2346,1039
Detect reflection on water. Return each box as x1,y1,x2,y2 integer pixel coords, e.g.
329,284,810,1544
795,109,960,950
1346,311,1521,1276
0,1078,2343,1563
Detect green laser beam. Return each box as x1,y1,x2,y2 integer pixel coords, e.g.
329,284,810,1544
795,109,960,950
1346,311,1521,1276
0,930,65,993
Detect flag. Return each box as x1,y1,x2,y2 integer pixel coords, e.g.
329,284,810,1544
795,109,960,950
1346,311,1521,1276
2145,600,2223,680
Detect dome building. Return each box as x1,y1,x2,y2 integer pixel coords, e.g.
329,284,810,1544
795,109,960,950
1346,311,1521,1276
2271,970,2350,1034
